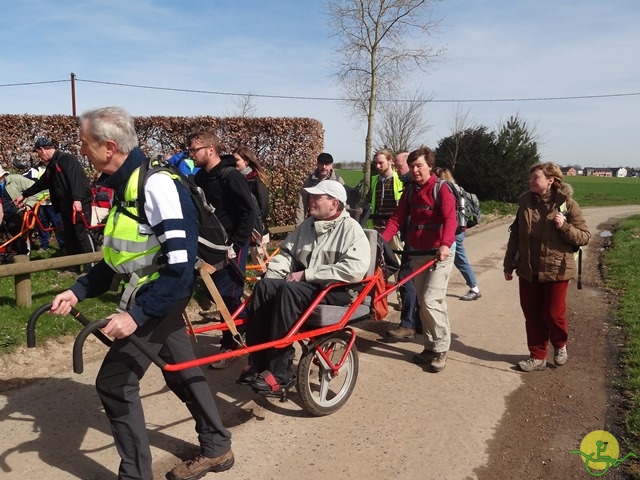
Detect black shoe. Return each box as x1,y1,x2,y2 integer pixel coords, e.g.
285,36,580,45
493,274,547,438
250,370,294,392
237,366,258,385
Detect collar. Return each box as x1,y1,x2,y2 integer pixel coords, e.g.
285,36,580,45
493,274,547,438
100,148,147,195
312,209,349,235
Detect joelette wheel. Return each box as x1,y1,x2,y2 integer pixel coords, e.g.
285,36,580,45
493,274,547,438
297,331,359,416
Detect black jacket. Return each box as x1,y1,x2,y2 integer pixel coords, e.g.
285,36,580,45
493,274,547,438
194,154,254,249
22,150,92,212
246,170,269,231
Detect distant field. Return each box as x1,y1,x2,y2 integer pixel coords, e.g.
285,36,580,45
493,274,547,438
337,169,640,207
563,175,640,206
336,169,363,187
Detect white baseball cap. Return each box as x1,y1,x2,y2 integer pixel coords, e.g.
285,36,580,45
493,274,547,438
304,180,347,204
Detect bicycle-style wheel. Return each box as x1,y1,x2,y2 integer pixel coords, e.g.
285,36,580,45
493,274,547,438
297,331,359,416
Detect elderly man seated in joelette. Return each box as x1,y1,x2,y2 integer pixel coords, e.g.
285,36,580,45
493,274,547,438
240,179,371,392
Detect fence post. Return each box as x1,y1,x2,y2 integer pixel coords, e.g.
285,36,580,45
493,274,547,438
14,255,32,308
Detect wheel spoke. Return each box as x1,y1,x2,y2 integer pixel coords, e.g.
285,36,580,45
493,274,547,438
318,371,331,403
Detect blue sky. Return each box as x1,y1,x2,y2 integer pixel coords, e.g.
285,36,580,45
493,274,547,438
1,0,638,167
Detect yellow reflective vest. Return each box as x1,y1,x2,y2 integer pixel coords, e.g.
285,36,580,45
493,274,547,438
102,167,164,303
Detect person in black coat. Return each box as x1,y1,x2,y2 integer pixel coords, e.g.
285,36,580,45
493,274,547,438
16,138,93,260
187,128,255,367
233,145,269,249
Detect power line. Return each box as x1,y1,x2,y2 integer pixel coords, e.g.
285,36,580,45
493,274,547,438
0,79,69,87
2,76,639,103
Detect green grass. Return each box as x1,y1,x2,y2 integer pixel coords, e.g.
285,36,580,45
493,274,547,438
337,168,365,187
0,250,118,355
564,175,640,206
604,215,640,454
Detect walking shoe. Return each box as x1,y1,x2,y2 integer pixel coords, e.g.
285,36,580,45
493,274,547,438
209,348,235,369
394,297,403,311
554,346,568,366
168,450,234,480
460,290,481,301
412,349,434,365
387,326,415,340
430,351,447,373
518,357,546,372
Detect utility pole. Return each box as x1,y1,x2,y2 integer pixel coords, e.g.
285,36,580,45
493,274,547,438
70,72,76,117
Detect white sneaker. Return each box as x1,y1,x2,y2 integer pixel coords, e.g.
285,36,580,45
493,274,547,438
554,346,568,366
518,357,546,372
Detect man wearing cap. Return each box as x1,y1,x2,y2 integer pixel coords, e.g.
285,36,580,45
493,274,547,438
0,167,37,255
240,179,370,392
16,138,94,261
294,152,345,225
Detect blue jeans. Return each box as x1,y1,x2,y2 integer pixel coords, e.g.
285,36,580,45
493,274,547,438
398,252,421,330
37,205,65,250
454,231,477,289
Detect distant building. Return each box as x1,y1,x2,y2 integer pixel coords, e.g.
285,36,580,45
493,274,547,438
561,166,577,176
616,167,628,178
583,167,614,177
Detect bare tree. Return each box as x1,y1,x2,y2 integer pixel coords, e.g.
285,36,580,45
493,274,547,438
327,0,445,193
444,103,477,169
226,93,257,117
374,89,433,153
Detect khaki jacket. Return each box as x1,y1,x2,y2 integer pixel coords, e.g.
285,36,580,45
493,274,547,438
503,184,591,282
266,209,370,288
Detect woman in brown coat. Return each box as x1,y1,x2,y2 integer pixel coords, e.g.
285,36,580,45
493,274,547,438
503,162,591,372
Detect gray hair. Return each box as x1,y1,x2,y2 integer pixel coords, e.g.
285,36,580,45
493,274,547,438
79,106,139,153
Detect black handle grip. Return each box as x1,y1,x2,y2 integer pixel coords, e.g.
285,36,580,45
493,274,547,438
27,303,112,348
73,319,110,374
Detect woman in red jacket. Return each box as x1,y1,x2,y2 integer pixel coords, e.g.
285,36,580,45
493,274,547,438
382,146,457,373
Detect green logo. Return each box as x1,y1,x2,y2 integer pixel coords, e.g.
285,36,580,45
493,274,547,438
570,430,637,476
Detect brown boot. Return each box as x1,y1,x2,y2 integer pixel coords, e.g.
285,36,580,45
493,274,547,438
387,326,415,340
168,450,234,480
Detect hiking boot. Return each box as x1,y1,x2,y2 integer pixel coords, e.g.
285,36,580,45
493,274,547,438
460,290,481,301
387,326,415,340
209,348,235,369
430,351,447,373
168,450,234,480
554,346,568,366
412,349,434,365
518,357,546,372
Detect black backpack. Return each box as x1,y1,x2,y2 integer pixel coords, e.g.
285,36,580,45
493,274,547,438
122,157,232,268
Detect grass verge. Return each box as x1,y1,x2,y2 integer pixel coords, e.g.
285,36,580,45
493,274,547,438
605,215,640,454
0,258,118,355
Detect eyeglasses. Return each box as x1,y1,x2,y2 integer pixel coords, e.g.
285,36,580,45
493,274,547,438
187,145,210,155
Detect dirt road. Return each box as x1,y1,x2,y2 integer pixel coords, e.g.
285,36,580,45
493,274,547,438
1,205,638,479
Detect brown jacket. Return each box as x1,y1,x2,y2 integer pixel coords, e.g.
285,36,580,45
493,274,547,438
503,184,591,282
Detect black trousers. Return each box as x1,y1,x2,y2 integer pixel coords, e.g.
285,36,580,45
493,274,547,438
95,297,231,480
3,212,28,254
60,201,93,255
246,278,352,381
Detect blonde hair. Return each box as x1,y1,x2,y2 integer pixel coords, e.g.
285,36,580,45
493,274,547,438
530,162,564,189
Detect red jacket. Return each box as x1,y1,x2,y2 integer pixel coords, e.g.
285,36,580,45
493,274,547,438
381,173,457,252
